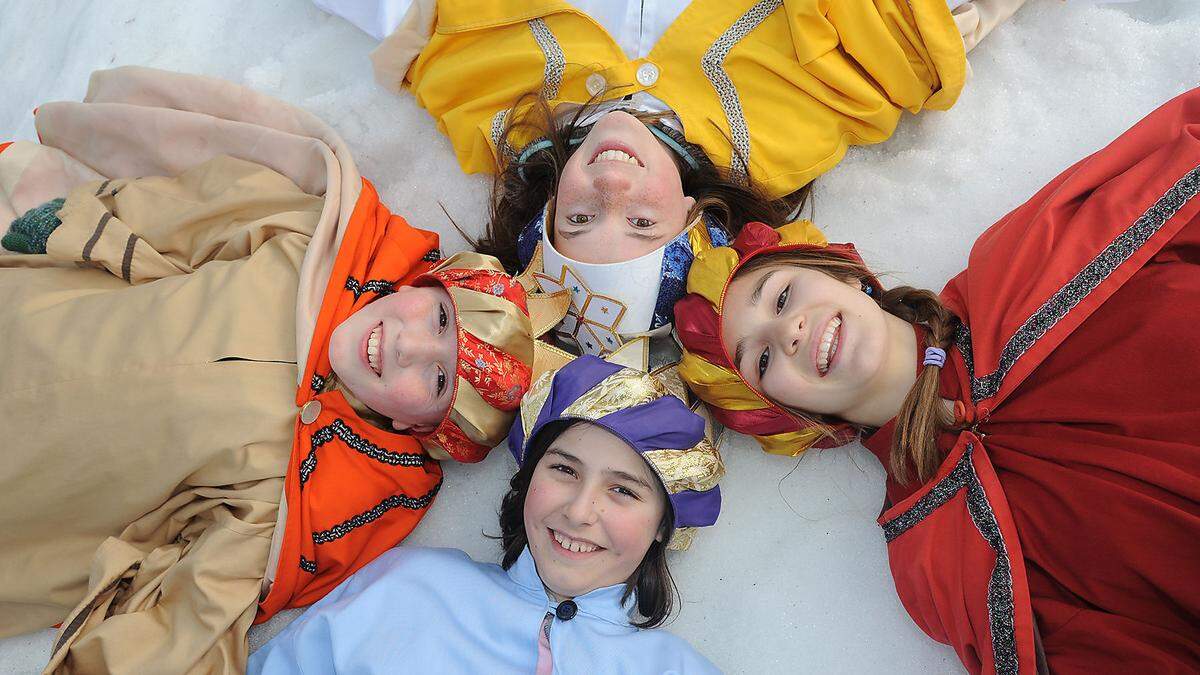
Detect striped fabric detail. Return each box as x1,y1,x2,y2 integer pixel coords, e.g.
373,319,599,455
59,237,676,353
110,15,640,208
120,234,137,282
700,0,781,183
81,213,111,262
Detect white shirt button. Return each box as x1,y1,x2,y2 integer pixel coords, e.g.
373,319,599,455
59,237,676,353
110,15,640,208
636,62,659,87
586,73,607,96
300,400,322,425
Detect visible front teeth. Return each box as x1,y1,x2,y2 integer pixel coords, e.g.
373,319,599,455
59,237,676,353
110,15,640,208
592,149,641,166
817,316,842,375
367,325,382,375
553,530,599,553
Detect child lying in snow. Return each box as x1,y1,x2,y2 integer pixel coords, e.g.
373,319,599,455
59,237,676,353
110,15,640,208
250,356,724,674
0,149,547,673
317,0,1029,361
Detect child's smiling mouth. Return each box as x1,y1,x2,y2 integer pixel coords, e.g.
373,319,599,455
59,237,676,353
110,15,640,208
549,528,605,557
363,322,383,377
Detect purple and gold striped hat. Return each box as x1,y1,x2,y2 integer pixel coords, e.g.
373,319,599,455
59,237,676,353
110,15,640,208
507,355,724,550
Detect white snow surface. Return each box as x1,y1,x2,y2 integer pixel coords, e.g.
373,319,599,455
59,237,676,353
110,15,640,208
1,1,1197,673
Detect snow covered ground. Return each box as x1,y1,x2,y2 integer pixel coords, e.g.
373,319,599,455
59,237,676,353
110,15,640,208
1,0,1197,672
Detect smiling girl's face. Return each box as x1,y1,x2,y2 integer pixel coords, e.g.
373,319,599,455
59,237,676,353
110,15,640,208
327,284,457,433
552,111,695,264
523,422,668,601
719,264,892,421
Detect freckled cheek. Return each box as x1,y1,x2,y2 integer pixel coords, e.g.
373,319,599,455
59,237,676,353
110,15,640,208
523,480,556,524
378,381,420,414
647,167,684,197
522,488,543,541
605,511,660,556
524,486,544,512
556,168,587,199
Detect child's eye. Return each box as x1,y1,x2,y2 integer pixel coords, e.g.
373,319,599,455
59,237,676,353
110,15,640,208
776,286,789,314
629,217,654,229
549,463,577,477
436,367,447,396
439,303,448,332
612,485,640,500
566,214,593,225
758,347,770,380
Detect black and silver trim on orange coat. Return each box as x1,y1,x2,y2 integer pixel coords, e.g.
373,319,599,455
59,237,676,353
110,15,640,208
301,418,431,486
311,481,442,545
344,276,396,300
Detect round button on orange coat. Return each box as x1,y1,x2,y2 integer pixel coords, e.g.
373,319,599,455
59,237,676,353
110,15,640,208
300,400,322,424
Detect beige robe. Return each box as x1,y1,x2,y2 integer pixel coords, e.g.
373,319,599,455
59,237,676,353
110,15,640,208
0,67,367,674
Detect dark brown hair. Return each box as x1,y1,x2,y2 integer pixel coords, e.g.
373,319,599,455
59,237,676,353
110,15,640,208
472,92,808,274
736,250,958,485
497,419,679,628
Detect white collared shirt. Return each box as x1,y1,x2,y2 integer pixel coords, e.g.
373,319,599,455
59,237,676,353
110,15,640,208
316,0,689,57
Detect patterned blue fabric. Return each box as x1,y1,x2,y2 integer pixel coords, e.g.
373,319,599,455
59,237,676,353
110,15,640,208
516,209,544,269
650,215,729,330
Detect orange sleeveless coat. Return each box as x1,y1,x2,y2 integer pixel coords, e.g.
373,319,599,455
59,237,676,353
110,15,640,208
258,179,445,620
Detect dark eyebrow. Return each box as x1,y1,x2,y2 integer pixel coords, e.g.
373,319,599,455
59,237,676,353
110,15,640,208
546,448,581,463
547,449,656,492
625,231,666,242
733,270,776,375
607,469,656,492
751,270,775,306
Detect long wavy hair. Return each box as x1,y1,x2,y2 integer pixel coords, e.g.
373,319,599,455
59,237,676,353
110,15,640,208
496,419,679,628
735,250,960,485
472,92,809,273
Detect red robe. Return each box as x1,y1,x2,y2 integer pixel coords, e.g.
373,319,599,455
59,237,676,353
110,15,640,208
864,89,1200,673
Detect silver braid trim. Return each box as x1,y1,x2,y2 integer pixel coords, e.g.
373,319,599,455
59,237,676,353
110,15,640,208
490,108,513,160
881,445,1018,674
700,0,781,183
528,19,565,100
965,164,1200,403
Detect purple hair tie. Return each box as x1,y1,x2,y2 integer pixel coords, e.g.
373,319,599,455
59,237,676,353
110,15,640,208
923,347,947,368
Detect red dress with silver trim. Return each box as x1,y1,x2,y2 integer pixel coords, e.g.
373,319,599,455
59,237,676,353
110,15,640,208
864,89,1200,673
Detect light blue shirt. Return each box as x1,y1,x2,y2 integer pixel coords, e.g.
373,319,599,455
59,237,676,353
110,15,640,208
250,546,720,674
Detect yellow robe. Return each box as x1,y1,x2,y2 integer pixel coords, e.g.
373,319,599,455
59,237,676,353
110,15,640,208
375,0,967,198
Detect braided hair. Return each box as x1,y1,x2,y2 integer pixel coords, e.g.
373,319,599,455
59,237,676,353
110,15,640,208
736,251,958,484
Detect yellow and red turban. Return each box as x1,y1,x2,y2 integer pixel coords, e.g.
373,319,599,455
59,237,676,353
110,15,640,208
414,252,534,463
674,221,881,456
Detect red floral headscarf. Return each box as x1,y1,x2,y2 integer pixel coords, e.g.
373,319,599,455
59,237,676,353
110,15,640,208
414,252,533,463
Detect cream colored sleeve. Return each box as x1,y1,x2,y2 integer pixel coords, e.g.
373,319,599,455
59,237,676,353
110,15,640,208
370,0,437,92
44,478,282,674
953,0,1029,53
45,155,322,284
